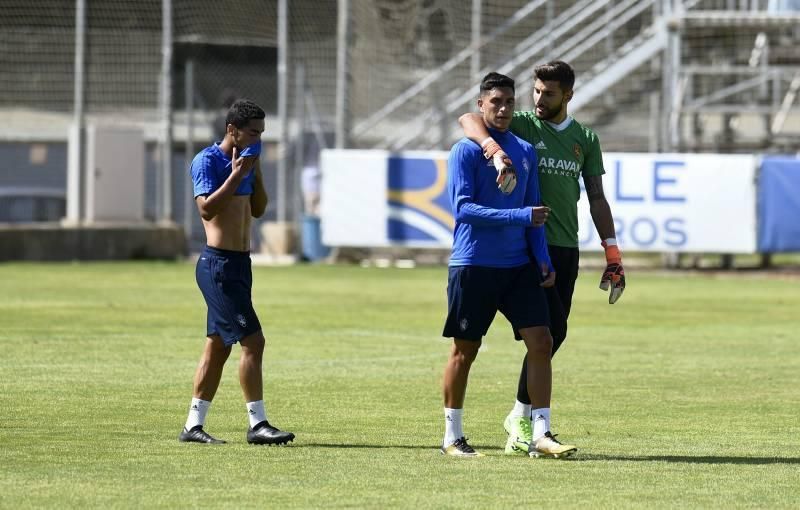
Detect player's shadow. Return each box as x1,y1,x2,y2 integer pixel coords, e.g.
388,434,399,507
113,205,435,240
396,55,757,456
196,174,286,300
571,454,800,465
297,448,800,463
298,443,506,451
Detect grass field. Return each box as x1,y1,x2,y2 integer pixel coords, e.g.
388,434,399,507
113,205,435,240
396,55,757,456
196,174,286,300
1,262,798,508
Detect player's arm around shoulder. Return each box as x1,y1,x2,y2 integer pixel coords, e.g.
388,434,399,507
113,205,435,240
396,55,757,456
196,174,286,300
457,112,488,145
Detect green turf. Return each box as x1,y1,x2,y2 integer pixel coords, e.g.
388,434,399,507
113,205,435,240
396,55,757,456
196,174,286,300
1,262,798,508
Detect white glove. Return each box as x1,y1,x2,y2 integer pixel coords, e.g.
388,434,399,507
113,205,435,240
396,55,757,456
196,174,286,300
482,138,517,195
495,155,517,194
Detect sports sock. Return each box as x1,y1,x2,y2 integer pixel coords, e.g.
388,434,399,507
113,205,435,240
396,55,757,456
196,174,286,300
185,398,211,430
532,407,551,440
510,400,531,419
443,408,464,447
246,400,268,428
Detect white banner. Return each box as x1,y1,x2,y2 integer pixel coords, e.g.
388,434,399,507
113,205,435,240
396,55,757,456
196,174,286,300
320,150,390,247
320,150,758,254
578,153,757,253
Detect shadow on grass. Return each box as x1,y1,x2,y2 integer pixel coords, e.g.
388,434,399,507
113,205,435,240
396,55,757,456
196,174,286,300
294,447,800,464
572,454,800,465
296,443,506,451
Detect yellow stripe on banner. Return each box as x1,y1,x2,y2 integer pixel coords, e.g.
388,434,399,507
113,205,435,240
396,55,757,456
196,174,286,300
387,159,455,231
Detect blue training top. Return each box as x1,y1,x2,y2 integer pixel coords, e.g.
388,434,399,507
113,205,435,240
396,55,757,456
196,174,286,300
190,142,261,198
447,127,552,270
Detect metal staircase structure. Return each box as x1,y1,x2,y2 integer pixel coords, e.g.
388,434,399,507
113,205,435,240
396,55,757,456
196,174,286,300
346,0,800,153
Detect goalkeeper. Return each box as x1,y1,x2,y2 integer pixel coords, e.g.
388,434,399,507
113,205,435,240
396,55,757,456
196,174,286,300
459,61,625,456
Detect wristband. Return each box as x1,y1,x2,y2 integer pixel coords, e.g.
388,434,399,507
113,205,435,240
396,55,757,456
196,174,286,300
481,138,501,159
601,238,621,264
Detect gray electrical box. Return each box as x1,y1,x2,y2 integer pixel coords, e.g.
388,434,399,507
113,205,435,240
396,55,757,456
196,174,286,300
85,125,145,222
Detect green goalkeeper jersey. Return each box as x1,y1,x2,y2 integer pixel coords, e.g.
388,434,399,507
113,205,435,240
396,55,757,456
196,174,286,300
509,111,605,248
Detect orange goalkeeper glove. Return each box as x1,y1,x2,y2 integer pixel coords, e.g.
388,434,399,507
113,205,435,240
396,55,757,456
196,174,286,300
481,138,517,194
600,239,625,304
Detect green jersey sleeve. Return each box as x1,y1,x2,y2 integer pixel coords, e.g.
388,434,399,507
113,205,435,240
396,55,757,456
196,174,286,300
581,127,605,178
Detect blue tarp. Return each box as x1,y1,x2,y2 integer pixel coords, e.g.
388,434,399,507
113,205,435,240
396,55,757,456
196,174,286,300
758,156,800,252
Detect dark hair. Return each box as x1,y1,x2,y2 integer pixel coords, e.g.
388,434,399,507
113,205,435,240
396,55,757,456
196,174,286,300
225,99,266,128
480,72,515,95
534,61,575,91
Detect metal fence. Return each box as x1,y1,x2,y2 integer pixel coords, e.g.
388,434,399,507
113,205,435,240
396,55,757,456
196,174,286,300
1,1,798,251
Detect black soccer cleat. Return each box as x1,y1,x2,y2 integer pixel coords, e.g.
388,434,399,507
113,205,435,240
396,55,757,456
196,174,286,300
178,425,227,444
246,421,295,445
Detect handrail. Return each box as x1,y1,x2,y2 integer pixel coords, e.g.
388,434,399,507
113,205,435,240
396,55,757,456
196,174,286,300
384,0,608,150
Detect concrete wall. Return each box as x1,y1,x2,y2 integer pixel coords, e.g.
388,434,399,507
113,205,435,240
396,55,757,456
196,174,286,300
0,223,187,261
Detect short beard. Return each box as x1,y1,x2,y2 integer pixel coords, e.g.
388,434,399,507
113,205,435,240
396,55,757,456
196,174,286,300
536,104,563,121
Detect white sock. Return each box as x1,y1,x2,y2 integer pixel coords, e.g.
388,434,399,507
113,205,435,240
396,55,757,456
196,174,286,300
444,408,464,447
246,400,268,428
185,398,211,430
532,407,551,440
510,400,531,419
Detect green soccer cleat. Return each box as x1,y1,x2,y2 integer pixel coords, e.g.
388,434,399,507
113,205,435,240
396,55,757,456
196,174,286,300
530,432,577,459
503,414,532,455
441,437,484,457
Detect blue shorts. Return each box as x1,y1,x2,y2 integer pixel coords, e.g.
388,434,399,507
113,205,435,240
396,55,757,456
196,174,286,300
442,264,550,342
195,246,262,346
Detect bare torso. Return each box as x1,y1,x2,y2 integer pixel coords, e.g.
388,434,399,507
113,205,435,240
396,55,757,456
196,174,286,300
201,195,252,251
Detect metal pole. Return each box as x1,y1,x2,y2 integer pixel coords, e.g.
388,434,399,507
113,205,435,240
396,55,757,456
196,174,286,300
470,0,481,81
183,59,195,245
649,0,662,152
66,0,86,224
649,56,661,153
335,0,350,148
277,0,288,223
294,63,306,228
661,0,675,151
667,4,682,150
160,0,173,223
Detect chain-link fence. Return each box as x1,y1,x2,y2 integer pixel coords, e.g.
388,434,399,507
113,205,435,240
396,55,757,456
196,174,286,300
1,1,798,250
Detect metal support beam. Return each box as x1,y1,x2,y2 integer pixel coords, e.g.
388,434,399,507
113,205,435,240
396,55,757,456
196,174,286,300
335,0,350,148
772,71,800,135
66,0,86,224
159,0,173,223
294,63,306,226
183,59,195,243
277,0,288,222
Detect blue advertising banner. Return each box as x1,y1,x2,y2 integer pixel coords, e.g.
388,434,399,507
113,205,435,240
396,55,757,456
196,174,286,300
387,156,452,244
758,157,800,252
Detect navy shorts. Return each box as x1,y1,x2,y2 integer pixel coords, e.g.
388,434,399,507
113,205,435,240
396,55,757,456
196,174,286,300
442,264,550,342
196,246,262,346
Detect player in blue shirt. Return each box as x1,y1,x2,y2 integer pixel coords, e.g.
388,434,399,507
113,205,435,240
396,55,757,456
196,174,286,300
179,99,294,446
440,73,577,458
